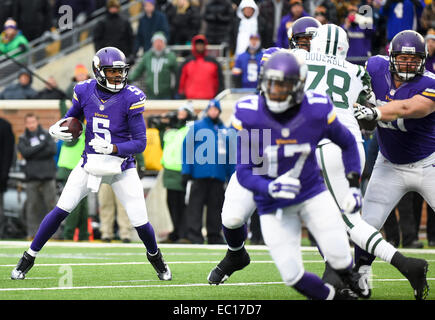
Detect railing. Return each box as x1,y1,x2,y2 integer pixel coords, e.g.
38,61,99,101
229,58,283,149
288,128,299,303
0,0,141,89
0,0,235,91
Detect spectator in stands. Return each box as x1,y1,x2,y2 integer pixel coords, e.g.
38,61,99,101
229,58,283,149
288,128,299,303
0,18,29,60
166,0,201,45
93,0,134,63
0,69,37,99
314,5,329,25
161,102,196,243
275,0,309,48
231,0,259,57
17,113,57,240
130,32,177,99
36,76,66,99
54,0,97,27
202,0,235,45
231,33,262,88
380,0,425,43
0,116,15,239
258,0,291,49
332,0,357,26
133,0,170,59
420,0,435,32
425,28,435,73
65,64,91,101
98,183,133,243
176,34,224,99
181,99,235,244
303,0,338,24
342,4,375,66
12,0,53,42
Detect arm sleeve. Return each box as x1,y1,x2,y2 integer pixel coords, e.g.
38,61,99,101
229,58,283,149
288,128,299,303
235,128,271,196
115,113,147,155
65,87,84,119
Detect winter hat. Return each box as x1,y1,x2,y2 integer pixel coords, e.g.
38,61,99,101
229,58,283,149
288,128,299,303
206,99,221,112
151,31,167,44
179,100,194,115
74,64,89,77
143,0,155,5
107,0,120,8
426,29,435,41
4,18,17,30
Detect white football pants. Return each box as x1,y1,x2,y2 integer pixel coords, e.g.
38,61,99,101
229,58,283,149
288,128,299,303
362,151,435,231
316,142,396,262
57,163,149,227
260,191,352,286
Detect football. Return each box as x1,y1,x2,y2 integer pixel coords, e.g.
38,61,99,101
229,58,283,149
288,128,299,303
60,117,83,139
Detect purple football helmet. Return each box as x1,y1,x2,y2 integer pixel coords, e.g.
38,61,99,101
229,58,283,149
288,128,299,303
260,51,307,113
389,30,427,81
288,17,321,51
92,47,129,92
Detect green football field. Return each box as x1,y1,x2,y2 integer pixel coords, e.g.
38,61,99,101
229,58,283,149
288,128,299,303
0,240,434,302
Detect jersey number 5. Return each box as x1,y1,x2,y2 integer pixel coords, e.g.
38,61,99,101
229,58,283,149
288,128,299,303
93,117,111,142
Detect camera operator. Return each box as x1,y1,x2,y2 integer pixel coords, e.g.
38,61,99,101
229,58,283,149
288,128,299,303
158,102,196,242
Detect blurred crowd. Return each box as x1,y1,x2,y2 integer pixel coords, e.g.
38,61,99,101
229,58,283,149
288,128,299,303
0,0,434,246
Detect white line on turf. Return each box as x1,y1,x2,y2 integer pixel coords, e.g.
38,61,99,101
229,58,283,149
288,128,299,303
0,279,434,292
2,240,435,254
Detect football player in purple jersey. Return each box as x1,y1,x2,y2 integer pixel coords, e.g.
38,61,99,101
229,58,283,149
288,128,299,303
216,51,366,300
11,47,172,281
208,17,321,288
353,30,434,300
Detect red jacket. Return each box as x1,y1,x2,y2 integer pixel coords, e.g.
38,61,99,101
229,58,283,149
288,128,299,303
177,35,224,99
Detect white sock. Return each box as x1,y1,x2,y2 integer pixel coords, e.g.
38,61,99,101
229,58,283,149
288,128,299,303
27,248,38,257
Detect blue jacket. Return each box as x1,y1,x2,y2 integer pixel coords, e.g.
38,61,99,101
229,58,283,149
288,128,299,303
182,116,235,182
133,10,170,55
380,0,425,41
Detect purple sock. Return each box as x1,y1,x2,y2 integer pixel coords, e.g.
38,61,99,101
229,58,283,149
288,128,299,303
135,222,158,254
293,271,333,300
354,245,376,266
30,206,69,252
222,224,247,249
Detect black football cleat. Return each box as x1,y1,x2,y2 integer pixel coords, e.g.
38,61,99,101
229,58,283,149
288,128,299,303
335,266,369,299
147,248,172,281
207,247,250,285
400,257,429,300
11,251,35,280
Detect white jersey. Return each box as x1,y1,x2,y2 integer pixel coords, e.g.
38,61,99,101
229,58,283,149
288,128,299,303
300,50,371,144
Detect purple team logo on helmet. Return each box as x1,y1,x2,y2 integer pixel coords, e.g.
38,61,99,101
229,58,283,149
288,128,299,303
260,51,307,113
288,16,321,50
389,30,427,81
93,47,129,92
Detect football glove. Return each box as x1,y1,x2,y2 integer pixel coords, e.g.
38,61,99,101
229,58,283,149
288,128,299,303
341,187,362,214
354,103,382,121
268,172,301,200
49,118,73,142
89,135,114,155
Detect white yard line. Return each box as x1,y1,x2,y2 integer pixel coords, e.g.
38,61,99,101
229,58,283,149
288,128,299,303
0,278,434,293
2,240,435,254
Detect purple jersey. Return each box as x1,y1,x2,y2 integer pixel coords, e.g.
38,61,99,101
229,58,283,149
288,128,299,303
66,79,147,170
235,92,361,214
366,55,435,164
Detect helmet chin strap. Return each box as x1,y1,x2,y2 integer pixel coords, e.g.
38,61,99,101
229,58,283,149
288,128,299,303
265,94,294,113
